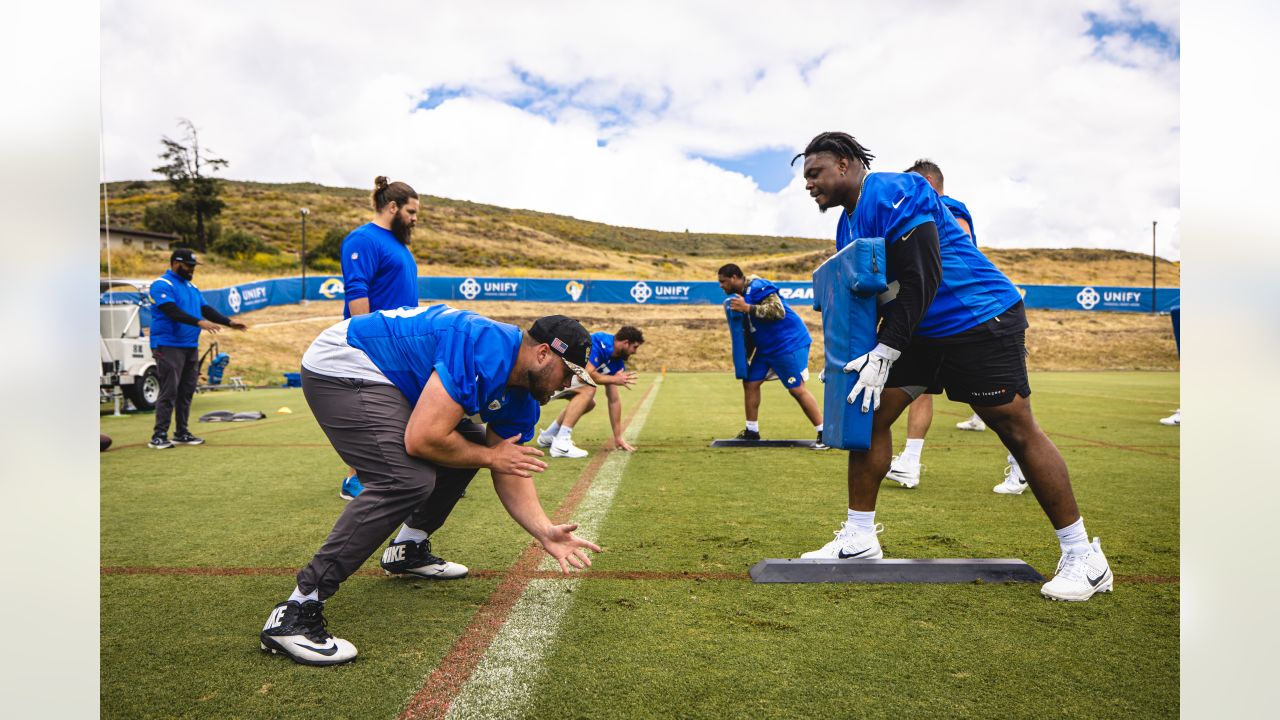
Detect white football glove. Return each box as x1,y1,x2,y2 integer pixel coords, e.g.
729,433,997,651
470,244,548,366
843,343,902,412
819,369,826,383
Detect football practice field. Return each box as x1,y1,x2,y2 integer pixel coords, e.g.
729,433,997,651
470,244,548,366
100,371,1179,719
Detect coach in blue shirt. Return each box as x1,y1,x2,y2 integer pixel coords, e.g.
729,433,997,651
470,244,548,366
792,131,1112,604
335,176,422,500
147,249,246,450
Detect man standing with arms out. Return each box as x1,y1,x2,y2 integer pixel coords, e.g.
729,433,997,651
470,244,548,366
537,326,645,458
794,132,1110,601
336,176,421,500
146,248,247,449
718,264,827,449
261,305,602,665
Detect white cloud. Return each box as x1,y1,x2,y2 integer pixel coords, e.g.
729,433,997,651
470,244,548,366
102,0,1180,258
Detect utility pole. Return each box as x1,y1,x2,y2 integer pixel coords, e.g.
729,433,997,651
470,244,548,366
300,207,310,305
1151,220,1157,313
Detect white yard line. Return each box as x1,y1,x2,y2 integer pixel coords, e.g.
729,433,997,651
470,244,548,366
443,375,663,720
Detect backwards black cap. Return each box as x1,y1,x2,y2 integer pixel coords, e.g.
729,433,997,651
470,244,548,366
528,315,595,386
170,248,201,265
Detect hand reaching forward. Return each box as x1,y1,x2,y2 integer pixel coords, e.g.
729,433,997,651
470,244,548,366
539,523,603,573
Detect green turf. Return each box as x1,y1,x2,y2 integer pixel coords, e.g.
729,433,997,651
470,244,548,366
100,372,1179,718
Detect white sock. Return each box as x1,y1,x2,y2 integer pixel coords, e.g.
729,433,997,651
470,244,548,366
745,420,760,432
846,508,876,534
901,438,924,463
543,421,561,438
1055,517,1089,553
395,524,429,544
556,425,574,442
288,586,319,604
814,423,823,432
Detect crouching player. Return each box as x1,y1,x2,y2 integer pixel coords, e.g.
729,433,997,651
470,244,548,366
794,131,1111,601
260,306,602,665
538,326,645,457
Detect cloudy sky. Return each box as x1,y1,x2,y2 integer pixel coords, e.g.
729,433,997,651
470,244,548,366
101,0,1180,258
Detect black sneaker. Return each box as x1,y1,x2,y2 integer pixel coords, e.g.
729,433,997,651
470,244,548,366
380,538,469,579
171,432,204,445
734,428,761,441
260,600,357,666
812,431,830,450
148,434,173,450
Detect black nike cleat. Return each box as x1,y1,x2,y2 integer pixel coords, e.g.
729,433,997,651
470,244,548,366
734,428,761,441
171,432,204,445
380,538,468,580
260,600,357,666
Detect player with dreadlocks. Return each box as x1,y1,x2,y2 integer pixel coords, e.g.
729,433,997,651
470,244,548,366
792,131,1112,602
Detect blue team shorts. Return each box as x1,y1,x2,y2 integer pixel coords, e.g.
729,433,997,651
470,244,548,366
745,345,811,388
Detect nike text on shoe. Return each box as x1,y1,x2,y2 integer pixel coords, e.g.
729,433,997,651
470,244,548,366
800,522,885,560
171,432,204,445
1159,409,1180,426
1041,537,1114,602
260,600,357,666
380,538,469,580
550,438,589,459
812,431,830,451
734,428,761,442
339,474,364,501
993,461,1029,495
955,415,987,432
885,454,921,489
148,435,173,450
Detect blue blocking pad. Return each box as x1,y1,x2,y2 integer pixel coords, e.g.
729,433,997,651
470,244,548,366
812,239,884,450
725,299,750,380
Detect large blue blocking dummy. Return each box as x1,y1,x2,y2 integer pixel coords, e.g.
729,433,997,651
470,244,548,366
724,299,752,380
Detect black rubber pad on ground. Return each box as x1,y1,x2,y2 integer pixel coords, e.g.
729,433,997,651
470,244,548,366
709,439,817,448
749,558,1045,583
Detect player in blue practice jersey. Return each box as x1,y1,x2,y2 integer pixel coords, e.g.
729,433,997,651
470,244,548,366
335,177,423,501
718,264,826,449
259,306,603,665
537,326,645,458
793,132,1111,602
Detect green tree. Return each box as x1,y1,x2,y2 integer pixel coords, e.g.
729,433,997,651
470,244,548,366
151,119,229,251
312,227,348,261
211,229,269,259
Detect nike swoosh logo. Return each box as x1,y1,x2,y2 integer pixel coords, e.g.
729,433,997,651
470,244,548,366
1087,569,1110,587
293,641,339,656
838,547,874,559
892,196,906,208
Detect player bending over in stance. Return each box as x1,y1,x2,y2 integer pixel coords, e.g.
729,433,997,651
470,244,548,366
260,306,602,665
794,132,1111,601
538,326,644,458
718,264,827,449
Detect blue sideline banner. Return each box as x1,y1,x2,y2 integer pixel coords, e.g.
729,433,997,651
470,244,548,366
181,275,1181,315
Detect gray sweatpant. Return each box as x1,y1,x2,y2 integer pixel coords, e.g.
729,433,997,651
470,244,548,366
296,367,483,600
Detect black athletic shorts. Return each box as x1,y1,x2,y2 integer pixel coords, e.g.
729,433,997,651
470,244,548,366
885,304,1031,407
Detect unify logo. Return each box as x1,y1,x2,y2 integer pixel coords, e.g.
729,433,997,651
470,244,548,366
1076,286,1101,310
319,278,345,299
241,286,268,305
630,281,652,303
565,280,585,302
1103,290,1142,303
459,277,482,300
227,287,242,314
652,285,690,298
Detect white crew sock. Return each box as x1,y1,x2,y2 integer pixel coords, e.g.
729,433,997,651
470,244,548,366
901,438,925,463
814,423,823,433
1055,517,1089,554
288,586,319,604
395,524,429,544
745,420,760,432
556,425,574,442
846,508,876,534
542,421,561,438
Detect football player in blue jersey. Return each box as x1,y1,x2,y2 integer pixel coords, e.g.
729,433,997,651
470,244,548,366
537,326,645,457
793,132,1111,602
259,307,603,665
718,264,827,449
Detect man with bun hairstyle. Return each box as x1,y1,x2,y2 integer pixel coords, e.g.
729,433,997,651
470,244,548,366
336,177,422,501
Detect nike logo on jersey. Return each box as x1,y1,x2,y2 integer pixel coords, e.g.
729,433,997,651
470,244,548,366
293,641,339,657
1087,568,1111,587
838,547,875,559
892,196,906,208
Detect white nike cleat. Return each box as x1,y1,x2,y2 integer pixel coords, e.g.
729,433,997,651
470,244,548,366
885,454,922,489
260,600,358,666
535,428,555,448
800,522,885,559
550,438,589,458
1041,537,1114,602
380,539,468,580
1159,409,1180,426
955,414,987,432
993,455,1029,495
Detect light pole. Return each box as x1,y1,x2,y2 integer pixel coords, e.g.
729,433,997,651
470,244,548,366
300,207,310,305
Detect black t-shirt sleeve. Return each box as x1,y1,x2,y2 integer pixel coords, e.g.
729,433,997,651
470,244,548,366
878,221,942,352
155,301,202,326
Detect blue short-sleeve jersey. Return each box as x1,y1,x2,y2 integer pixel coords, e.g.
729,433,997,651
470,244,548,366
340,223,419,319
743,276,811,356
941,196,976,245
587,332,627,376
836,172,1021,339
344,304,539,441
147,269,205,348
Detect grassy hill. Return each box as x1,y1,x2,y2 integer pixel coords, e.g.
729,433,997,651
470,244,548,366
100,179,1179,288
